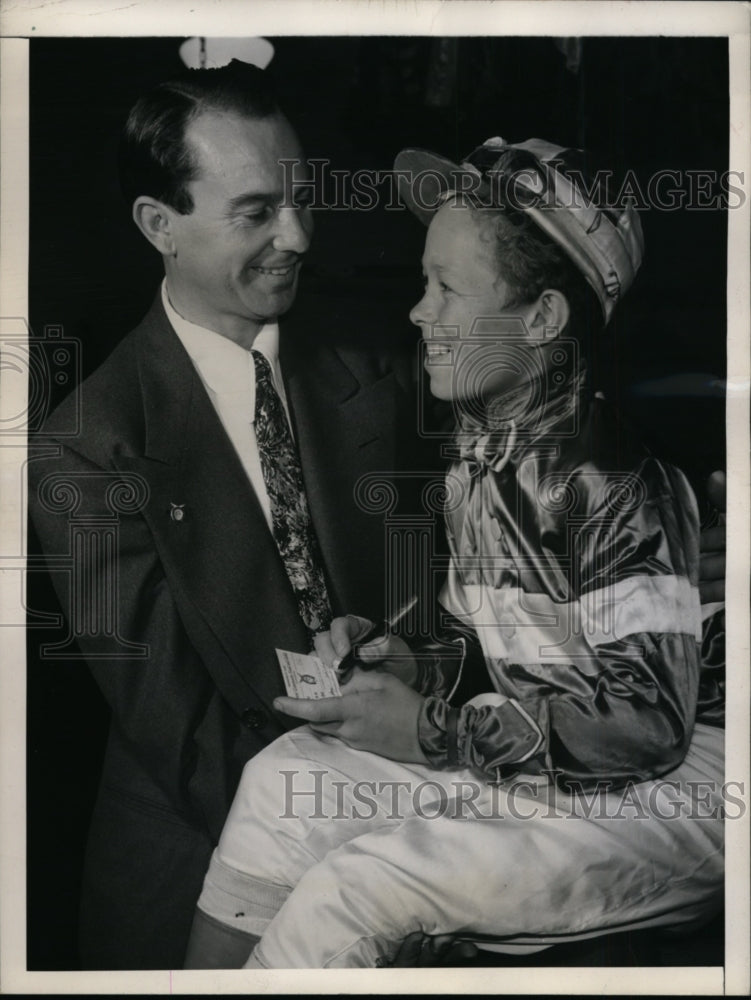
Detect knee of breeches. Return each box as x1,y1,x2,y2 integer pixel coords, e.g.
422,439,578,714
235,734,318,817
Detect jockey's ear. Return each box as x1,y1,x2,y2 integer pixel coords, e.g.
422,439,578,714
528,288,570,340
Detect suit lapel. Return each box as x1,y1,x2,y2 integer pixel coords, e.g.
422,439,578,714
281,327,397,617
112,296,399,716
114,299,307,716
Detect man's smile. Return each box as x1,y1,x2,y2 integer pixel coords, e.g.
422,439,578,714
424,343,454,362
251,264,296,276
249,256,302,278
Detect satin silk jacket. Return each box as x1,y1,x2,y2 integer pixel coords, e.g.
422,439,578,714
420,384,720,789
28,293,415,968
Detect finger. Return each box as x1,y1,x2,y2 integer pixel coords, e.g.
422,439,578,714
421,935,479,965
337,667,387,693
420,934,463,964
706,470,726,511
389,931,425,967
699,580,725,605
443,940,479,963
338,663,384,689
330,615,372,657
416,935,469,967
700,525,726,552
313,630,338,668
699,553,725,581
427,934,456,959
357,633,406,664
273,695,345,723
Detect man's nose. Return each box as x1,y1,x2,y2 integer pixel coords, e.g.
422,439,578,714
409,292,432,329
272,206,312,254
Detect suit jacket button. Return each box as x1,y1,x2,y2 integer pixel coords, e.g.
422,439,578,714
241,708,268,730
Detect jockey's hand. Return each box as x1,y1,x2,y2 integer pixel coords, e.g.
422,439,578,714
274,669,428,764
379,931,480,967
314,614,418,688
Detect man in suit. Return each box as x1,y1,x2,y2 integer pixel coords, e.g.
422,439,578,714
28,61,416,970
27,59,728,973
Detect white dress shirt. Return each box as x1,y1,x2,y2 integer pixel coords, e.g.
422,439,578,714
161,280,292,532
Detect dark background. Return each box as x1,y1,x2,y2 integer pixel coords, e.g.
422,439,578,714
26,36,728,969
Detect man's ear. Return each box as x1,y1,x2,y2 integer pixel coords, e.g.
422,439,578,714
528,288,570,340
132,197,178,257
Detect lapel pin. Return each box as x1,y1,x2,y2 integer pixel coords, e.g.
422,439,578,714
169,503,186,523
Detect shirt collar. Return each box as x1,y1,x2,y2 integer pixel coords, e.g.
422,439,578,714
161,279,280,396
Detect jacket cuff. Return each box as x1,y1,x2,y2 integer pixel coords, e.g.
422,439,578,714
417,696,460,768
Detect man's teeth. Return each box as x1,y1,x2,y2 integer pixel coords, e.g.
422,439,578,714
425,344,452,358
254,265,292,275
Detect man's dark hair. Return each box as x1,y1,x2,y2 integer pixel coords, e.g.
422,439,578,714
118,60,279,214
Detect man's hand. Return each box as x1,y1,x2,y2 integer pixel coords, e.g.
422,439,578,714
699,470,726,605
314,615,418,688
380,931,480,967
273,670,429,764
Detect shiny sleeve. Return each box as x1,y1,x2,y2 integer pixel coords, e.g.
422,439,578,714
410,608,490,700
417,459,703,789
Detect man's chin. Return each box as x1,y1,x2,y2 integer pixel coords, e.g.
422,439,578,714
426,373,456,402
242,284,300,324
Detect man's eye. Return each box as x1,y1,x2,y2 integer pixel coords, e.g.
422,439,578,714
292,189,314,210
421,274,451,293
243,206,273,224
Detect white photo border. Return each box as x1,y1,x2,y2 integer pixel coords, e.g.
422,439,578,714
1,1,748,995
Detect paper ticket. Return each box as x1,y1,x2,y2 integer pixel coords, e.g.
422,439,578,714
275,648,342,699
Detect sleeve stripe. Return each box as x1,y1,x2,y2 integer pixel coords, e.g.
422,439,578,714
439,566,701,665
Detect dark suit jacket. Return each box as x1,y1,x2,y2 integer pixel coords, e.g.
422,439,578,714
28,292,418,969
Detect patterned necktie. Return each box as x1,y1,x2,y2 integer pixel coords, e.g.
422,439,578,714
252,349,332,636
